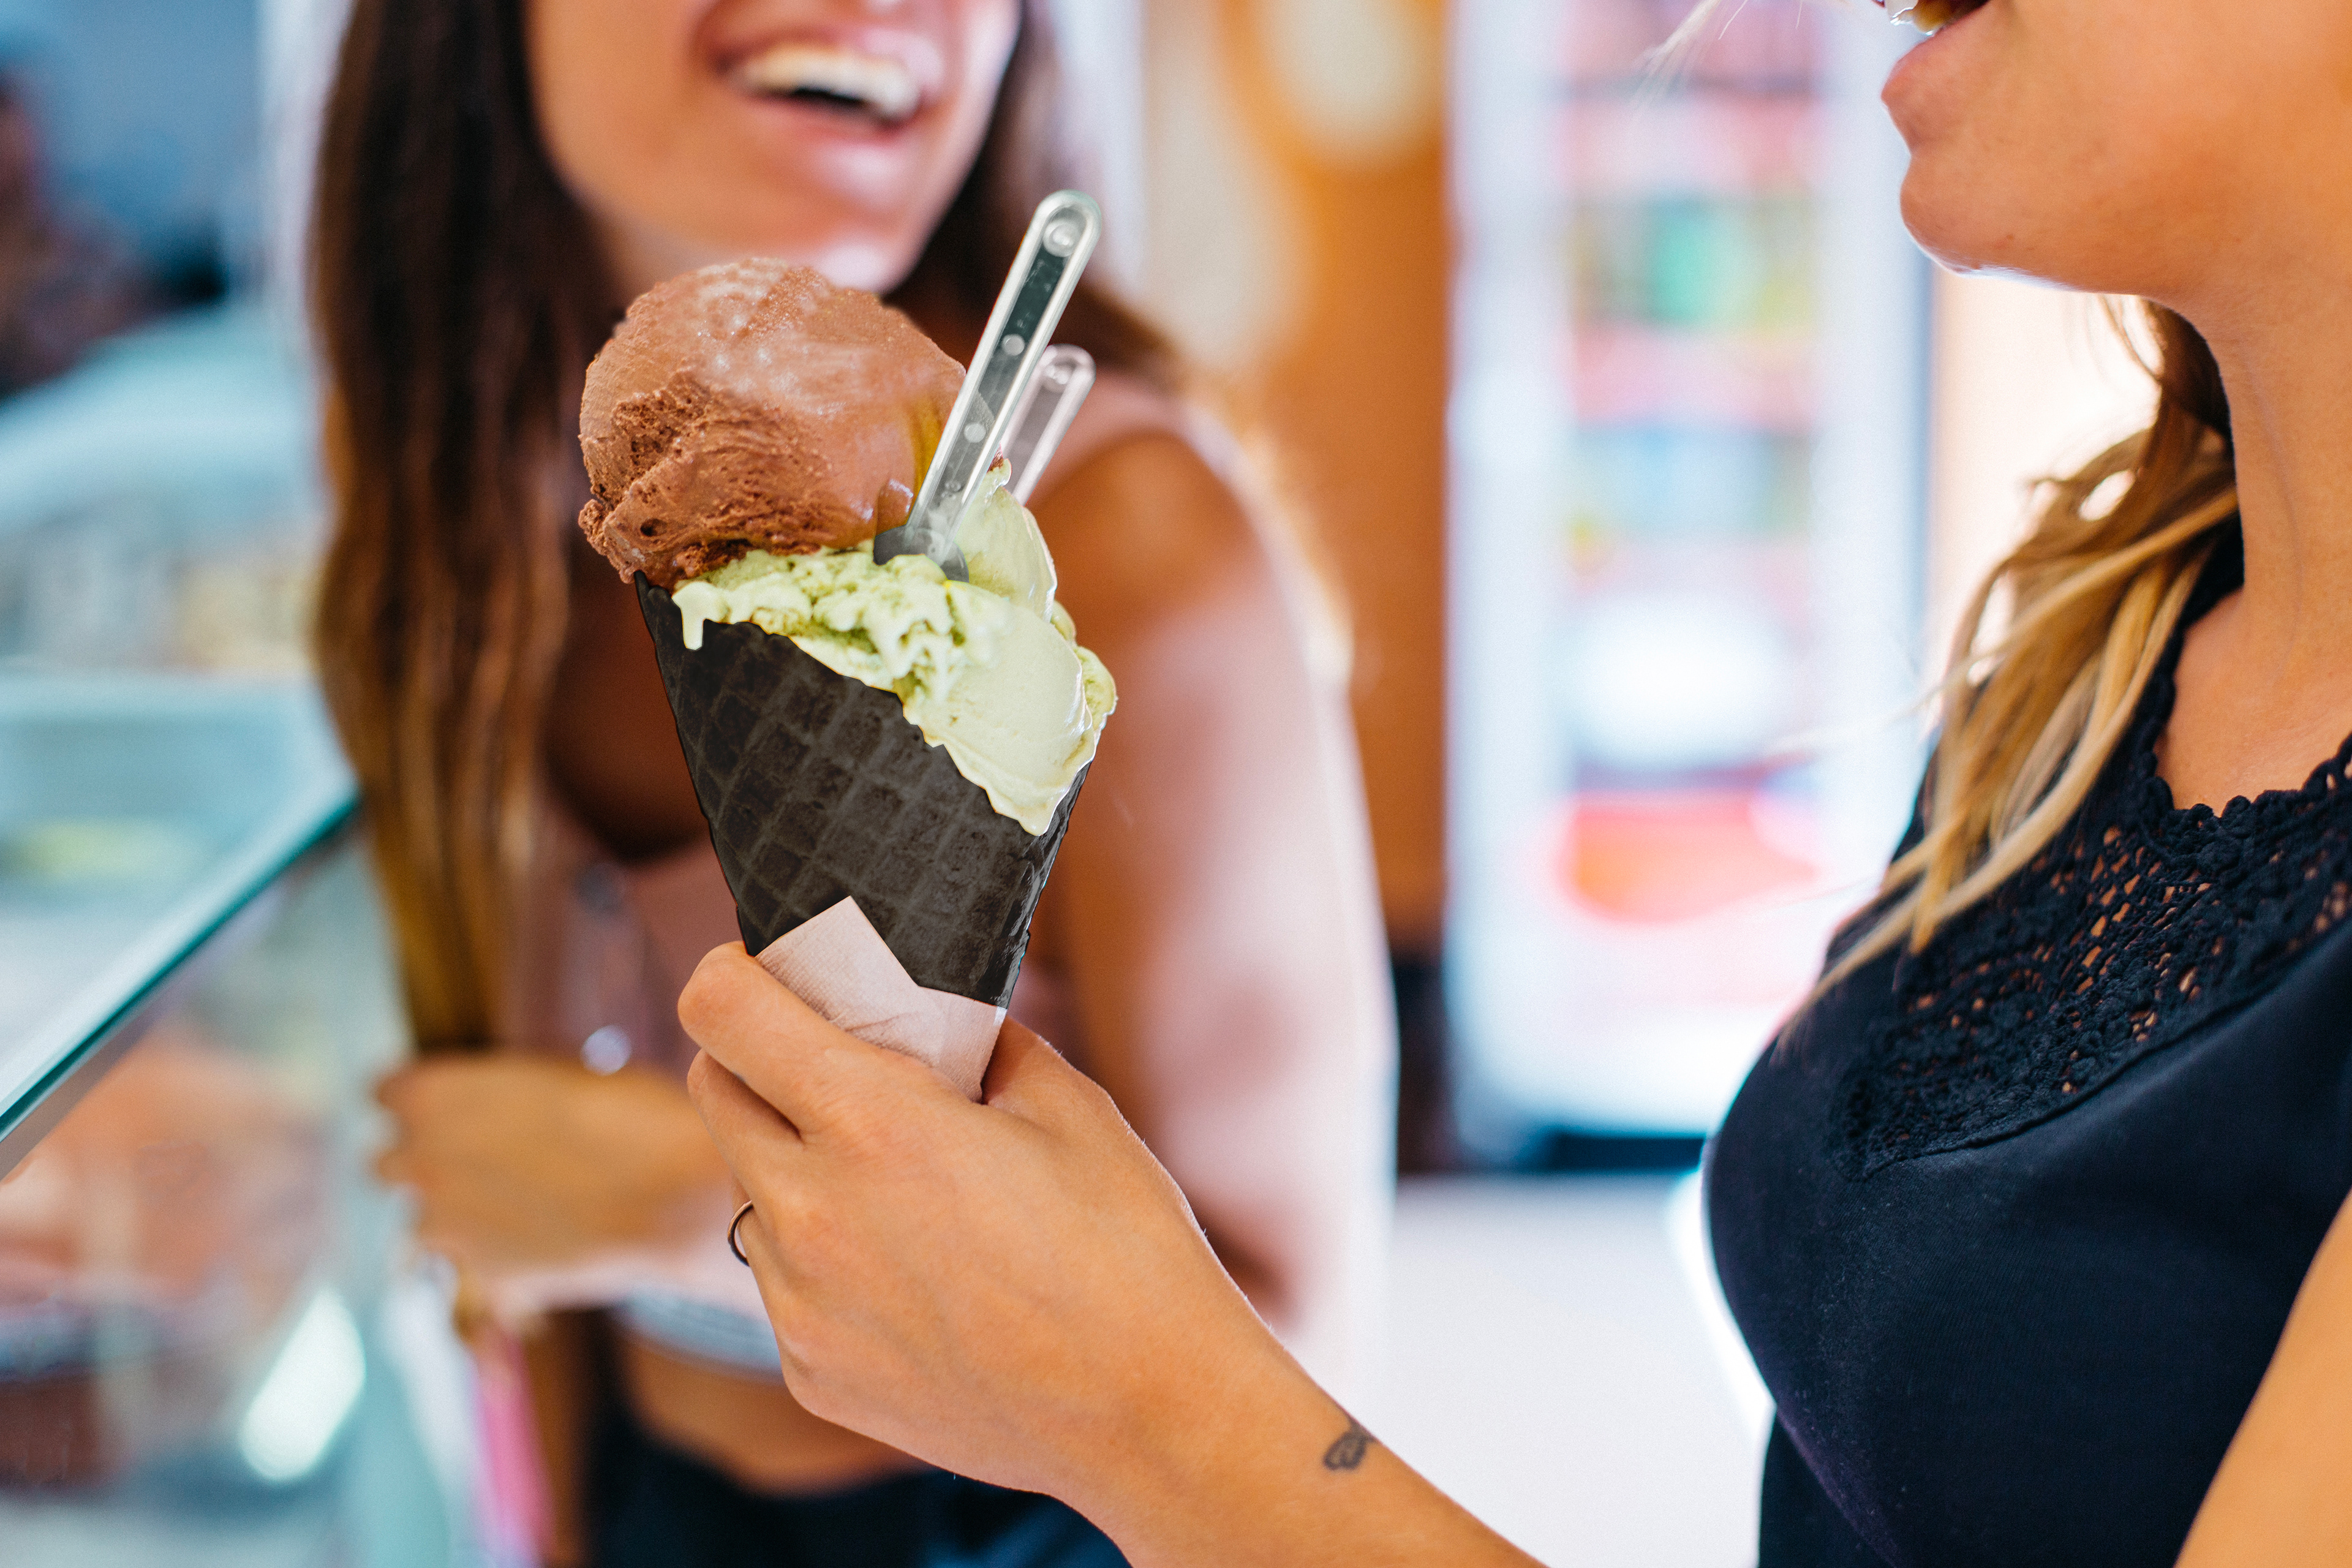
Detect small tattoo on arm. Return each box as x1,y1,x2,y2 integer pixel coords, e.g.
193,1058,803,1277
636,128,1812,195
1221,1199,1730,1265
1323,1417,1375,1471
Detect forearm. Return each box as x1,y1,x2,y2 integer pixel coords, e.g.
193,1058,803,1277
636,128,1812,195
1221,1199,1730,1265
1074,1331,1537,1568
612,1174,772,1316
378,1055,769,1324
467,1185,769,1324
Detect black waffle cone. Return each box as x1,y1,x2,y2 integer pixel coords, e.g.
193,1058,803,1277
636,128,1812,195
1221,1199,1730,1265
637,576,1084,1008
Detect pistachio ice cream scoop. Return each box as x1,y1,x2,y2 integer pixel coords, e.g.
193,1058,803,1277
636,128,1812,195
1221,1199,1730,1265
671,461,1114,835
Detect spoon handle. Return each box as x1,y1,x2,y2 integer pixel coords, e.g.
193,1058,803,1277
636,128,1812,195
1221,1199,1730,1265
1005,345,1098,505
877,191,1103,578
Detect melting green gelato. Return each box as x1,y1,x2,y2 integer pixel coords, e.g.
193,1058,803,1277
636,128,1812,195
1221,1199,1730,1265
672,463,1115,835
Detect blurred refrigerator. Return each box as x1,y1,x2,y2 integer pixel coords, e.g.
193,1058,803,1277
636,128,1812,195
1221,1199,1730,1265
1448,0,1929,1144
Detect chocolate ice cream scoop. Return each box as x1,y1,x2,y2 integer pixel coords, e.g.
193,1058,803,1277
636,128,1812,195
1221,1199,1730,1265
578,259,963,589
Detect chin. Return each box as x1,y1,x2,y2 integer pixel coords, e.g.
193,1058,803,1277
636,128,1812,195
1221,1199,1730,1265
1898,156,2032,277
1899,167,2156,295
1899,162,1981,271
1901,184,1986,274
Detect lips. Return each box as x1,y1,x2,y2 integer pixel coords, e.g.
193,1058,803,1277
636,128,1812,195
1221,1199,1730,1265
729,40,924,127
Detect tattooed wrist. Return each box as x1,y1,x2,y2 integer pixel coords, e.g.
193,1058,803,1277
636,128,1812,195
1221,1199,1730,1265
1322,1417,1376,1471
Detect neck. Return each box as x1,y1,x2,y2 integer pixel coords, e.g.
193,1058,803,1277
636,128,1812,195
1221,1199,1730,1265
2192,279,2352,680
2150,264,2352,809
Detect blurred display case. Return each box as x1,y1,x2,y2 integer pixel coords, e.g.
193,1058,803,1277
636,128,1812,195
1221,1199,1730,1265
1449,0,1930,1142
0,683,480,1566
1,11,481,1555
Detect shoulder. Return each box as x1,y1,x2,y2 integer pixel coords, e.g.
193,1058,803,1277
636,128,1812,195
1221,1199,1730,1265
2177,1189,2352,1562
1030,370,1201,492
1030,372,1351,687
1027,372,1266,620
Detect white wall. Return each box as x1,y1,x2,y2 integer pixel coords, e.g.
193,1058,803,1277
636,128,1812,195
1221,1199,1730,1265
1927,271,2158,666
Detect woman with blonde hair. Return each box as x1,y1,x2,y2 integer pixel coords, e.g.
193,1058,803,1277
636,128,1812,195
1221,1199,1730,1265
682,0,2352,1561
307,1,1393,1563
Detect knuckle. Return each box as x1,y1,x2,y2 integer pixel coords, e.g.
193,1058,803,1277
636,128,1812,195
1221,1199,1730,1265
774,1347,817,1400
675,973,719,1044
831,1123,908,1179
777,1353,840,1422
821,1078,923,1158
794,1339,861,1416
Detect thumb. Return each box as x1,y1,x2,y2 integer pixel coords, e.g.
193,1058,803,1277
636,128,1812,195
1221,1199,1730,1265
680,943,927,1133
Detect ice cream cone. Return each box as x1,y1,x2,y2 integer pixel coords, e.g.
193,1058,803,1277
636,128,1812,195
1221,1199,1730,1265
636,576,1084,1009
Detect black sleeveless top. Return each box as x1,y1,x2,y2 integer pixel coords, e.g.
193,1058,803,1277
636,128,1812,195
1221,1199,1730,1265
1709,531,2352,1567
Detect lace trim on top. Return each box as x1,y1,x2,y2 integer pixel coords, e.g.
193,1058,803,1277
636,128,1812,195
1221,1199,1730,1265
1837,548,2352,1176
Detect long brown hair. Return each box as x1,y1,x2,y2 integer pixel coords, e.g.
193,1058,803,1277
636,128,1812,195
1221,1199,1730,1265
312,0,1176,1050
1831,304,2239,981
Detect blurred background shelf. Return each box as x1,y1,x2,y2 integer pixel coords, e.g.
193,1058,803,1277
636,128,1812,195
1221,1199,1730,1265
1449,0,1929,1146
1376,1175,1768,1566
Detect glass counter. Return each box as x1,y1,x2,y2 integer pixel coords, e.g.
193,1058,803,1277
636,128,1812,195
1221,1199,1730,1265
0,24,481,1559
0,676,477,1566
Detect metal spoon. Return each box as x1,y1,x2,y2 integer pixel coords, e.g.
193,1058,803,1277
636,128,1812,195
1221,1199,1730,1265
874,190,1103,579
1005,345,1097,505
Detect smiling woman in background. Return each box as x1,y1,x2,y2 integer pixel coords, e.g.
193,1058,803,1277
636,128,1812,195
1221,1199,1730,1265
681,0,2352,1562
306,2,1393,1565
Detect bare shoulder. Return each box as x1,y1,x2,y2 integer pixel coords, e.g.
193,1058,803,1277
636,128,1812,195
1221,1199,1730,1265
1030,426,1274,640
2179,1188,2352,1561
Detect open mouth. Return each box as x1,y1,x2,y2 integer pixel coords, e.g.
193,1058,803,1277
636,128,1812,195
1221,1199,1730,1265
730,41,924,128
1889,0,1988,34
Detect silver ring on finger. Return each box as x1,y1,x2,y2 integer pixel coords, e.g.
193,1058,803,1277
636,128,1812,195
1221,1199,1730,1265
727,1199,758,1267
